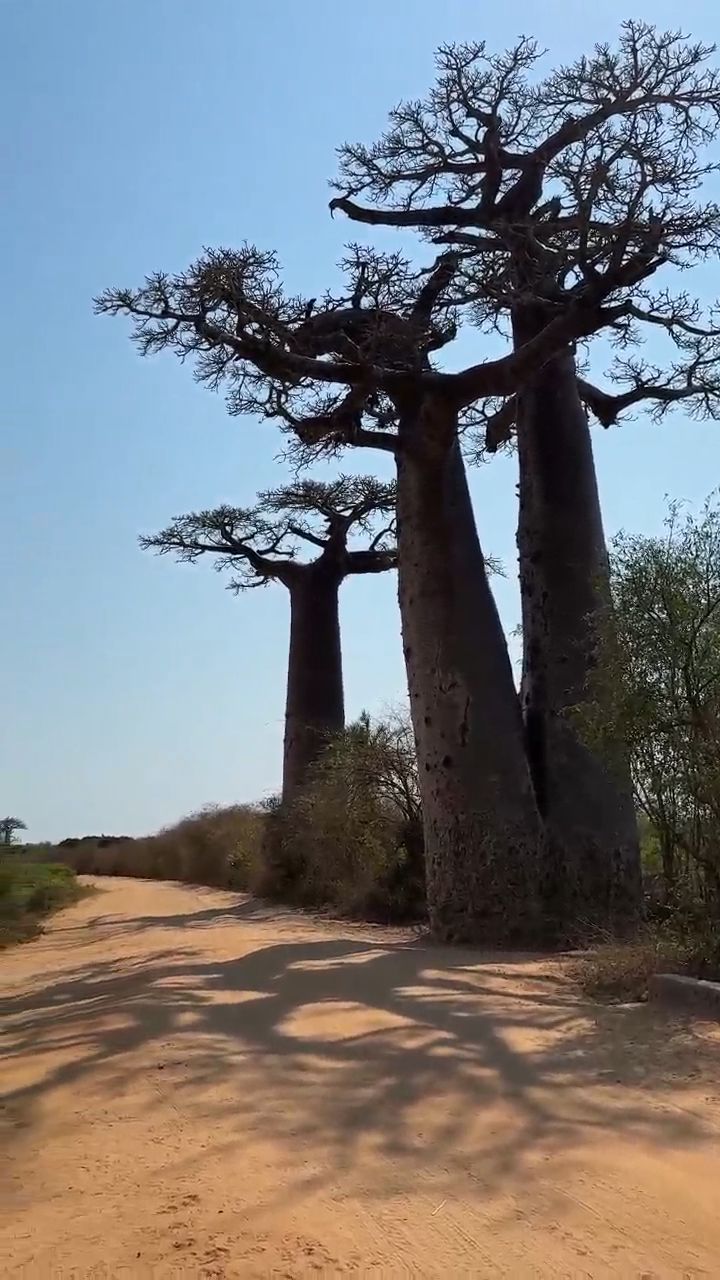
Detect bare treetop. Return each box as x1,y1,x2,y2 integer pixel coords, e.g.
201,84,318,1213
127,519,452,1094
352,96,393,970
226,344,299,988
98,211,650,467
331,22,720,438
334,22,720,248
261,475,395,528
140,475,397,591
96,245,457,403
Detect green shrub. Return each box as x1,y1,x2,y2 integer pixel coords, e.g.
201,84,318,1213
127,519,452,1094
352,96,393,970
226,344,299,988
659,911,720,980
581,497,720,916
0,859,84,947
259,712,426,922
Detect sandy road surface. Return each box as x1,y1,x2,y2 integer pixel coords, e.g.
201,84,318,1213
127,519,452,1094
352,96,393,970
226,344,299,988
2,878,720,1278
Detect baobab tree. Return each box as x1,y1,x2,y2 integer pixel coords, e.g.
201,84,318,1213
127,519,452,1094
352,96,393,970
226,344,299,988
330,22,720,928
1,816,27,847
98,225,649,942
143,476,396,801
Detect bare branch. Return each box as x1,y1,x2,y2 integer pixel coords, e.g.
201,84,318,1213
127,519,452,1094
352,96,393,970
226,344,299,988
477,349,720,454
579,368,720,426
329,23,720,420
346,548,398,574
329,195,488,229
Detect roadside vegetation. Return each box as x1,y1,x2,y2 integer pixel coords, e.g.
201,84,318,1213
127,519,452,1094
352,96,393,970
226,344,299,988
42,507,720,979
574,497,720,1000
0,858,86,947
55,711,424,925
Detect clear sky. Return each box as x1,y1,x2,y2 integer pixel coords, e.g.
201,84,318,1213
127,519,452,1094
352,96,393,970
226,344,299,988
3,0,720,842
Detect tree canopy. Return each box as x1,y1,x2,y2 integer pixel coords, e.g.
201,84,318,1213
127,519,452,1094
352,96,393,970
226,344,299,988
1,817,27,846
331,21,720,446
583,495,720,902
142,475,397,589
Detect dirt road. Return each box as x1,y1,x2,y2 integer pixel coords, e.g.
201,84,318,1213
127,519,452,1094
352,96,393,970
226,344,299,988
2,877,720,1277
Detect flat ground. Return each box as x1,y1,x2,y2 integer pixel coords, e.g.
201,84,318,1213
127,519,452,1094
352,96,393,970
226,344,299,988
2,878,720,1278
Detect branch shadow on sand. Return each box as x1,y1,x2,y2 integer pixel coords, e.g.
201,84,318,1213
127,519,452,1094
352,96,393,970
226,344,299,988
3,891,718,1207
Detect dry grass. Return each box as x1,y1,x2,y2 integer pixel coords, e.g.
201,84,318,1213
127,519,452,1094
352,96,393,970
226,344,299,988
572,939,666,1003
573,918,720,1004
53,791,425,924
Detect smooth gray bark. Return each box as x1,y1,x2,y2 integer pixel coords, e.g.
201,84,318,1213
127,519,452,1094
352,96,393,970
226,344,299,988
513,316,641,936
282,565,345,803
396,394,545,944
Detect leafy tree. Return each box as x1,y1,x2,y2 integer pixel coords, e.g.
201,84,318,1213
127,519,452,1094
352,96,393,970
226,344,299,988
1,817,27,847
143,476,396,801
266,710,426,920
584,496,720,910
339,708,422,836
329,21,720,929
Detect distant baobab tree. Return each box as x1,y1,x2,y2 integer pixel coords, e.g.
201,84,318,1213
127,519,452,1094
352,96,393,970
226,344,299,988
142,476,397,801
1,816,27,846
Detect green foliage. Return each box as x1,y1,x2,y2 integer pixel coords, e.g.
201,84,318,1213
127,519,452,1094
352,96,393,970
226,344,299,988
582,495,720,910
574,499,720,991
0,859,83,946
260,711,425,921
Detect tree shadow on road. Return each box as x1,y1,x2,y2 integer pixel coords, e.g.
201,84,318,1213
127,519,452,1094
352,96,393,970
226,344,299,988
3,895,718,1204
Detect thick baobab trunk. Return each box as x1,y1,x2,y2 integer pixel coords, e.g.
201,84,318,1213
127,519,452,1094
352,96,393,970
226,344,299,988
396,394,545,945
513,315,641,936
282,565,345,802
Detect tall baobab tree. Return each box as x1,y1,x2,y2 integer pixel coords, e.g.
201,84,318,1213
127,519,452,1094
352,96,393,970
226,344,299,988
98,225,651,942
329,22,720,929
143,477,396,801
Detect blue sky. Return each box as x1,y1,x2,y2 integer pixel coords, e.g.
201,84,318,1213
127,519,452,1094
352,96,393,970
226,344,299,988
3,0,720,842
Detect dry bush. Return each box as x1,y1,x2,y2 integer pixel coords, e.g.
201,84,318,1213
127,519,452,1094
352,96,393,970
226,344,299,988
55,806,265,890
574,916,720,1003
572,939,667,1004
55,838,129,877
259,712,426,922
51,715,425,922
167,804,265,887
